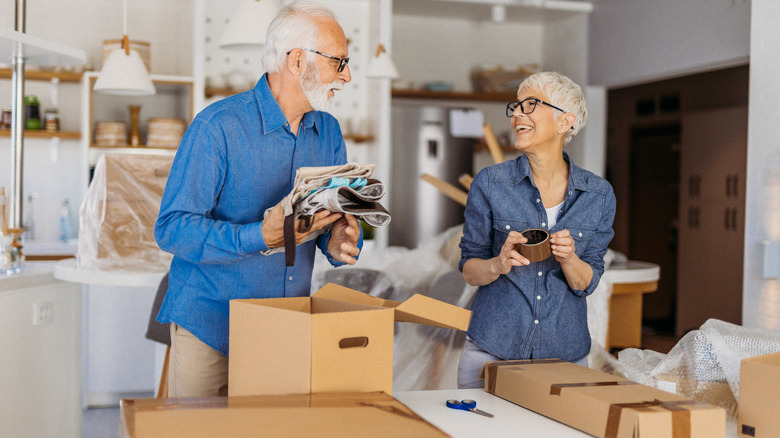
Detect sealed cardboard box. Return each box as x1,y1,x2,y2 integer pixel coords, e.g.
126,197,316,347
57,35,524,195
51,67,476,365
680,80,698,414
738,352,780,437
229,283,471,396
120,392,449,438
483,359,725,438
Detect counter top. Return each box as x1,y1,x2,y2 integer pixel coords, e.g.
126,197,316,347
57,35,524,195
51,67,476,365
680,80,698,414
53,258,166,287
0,267,57,292
603,260,660,284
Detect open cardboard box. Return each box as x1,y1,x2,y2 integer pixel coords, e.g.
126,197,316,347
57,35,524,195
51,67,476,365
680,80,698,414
738,351,780,437
482,359,725,438
120,392,449,438
229,283,471,396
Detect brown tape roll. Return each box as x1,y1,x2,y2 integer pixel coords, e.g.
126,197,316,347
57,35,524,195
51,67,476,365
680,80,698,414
515,228,552,262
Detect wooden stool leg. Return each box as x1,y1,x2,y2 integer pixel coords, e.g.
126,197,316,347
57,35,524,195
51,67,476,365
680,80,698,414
156,345,170,399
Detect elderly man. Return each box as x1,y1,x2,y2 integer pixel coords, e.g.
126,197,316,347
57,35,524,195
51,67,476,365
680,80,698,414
154,1,361,397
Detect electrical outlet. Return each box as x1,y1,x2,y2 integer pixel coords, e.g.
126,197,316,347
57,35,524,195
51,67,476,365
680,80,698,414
33,301,53,326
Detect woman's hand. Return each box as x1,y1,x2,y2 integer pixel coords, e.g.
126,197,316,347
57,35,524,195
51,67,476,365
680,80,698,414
550,229,577,264
464,231,529,286
492,231,531,274
551,229,593,290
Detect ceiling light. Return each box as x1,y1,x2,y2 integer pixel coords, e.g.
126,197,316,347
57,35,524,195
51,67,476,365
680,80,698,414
94,0,155,96
220,0,280,51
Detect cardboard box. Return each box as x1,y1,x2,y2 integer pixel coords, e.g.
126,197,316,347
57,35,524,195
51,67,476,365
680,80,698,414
483,359,725,438
229,283,471,396
738,352,780,437
120,392,449,438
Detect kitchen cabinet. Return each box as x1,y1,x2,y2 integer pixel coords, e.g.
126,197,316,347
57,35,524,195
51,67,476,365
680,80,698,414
0,269,82,438
676,106,747,335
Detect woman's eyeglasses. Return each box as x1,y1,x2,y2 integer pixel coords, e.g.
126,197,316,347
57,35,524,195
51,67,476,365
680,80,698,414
506,98,567,118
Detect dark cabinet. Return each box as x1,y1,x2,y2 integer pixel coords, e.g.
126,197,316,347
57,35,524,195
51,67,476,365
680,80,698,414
676,106,747,335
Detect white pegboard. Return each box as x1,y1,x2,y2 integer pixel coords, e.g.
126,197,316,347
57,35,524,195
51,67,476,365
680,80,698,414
202,0,375,163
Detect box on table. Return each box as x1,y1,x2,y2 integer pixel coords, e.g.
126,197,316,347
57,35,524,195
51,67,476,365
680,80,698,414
229,283,471,396
120,392,449,438
738,352,780,437
482,359,725,438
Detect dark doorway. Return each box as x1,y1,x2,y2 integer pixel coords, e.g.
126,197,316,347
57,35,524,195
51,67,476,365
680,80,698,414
629,124,680,335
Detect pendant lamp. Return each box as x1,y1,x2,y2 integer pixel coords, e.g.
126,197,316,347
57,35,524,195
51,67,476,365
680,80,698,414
367,44,399,79
94,0,155,96
220,0,280,51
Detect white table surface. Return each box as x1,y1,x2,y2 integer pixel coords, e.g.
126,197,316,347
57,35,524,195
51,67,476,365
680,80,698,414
394,388,589,437
394,388,740,438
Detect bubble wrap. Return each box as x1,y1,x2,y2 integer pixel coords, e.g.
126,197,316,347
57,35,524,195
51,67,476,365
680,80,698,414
618,319,780,417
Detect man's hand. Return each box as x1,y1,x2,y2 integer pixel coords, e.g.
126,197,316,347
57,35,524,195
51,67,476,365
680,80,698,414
262,202,342,249
328,213,361,265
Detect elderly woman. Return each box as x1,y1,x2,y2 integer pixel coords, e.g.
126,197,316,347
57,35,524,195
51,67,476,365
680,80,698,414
457,72,616,388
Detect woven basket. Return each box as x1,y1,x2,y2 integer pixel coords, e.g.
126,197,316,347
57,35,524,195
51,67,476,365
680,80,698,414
94,121,127,146
146,118,186,148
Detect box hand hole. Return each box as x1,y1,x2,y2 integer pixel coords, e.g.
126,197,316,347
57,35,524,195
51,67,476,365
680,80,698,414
339,336,369,349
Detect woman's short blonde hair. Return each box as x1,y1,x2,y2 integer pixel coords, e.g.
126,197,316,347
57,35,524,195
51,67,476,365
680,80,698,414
518,72,587,144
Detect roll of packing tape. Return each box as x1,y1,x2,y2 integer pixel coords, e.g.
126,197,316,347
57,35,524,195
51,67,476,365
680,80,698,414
515,228,552,262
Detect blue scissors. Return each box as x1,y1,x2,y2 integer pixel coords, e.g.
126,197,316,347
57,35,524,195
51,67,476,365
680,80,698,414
446,399,494,418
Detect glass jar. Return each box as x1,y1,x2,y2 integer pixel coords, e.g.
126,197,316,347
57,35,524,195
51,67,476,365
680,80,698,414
44,109,60,132
0,108,11,129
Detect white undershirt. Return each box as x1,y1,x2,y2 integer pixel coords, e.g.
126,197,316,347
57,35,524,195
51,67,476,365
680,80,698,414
545,201,564,230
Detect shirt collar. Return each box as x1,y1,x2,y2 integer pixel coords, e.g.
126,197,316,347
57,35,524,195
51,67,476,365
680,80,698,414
517,151,590,192
253,74,319,135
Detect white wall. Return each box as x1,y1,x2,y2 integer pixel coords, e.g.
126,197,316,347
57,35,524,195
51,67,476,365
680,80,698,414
588,0,751,88
743,0,780,330
393,14,543,93
0,0,193,76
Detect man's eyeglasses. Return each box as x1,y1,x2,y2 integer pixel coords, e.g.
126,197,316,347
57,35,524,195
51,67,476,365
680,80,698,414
506,98,567,118
287,49,349,72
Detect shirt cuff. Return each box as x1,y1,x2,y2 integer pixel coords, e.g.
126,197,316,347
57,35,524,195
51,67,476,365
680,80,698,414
238,222,270,253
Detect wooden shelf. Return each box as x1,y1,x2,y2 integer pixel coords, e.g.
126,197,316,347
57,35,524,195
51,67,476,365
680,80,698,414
0,129,80,140
344,134,374,143
391,88,516,102
0,67,84,83
205,87,244,98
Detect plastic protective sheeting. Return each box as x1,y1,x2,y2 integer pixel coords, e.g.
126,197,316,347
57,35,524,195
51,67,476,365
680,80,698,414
312,225,621,391
77,153,173,272
618,319,780,417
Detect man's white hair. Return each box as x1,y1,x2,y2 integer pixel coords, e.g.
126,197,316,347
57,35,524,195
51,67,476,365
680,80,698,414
263,1,337,73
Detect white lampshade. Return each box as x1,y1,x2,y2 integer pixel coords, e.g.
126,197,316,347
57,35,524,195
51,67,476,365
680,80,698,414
94,47,156,96
367,44,399,79
220,0,280,51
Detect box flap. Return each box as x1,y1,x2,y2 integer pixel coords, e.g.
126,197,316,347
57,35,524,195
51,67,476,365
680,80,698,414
313,283,471,331
394,294,471,331
122,393,449,438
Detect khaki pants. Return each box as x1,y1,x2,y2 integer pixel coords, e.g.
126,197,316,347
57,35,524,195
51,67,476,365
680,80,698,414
168,324,229,397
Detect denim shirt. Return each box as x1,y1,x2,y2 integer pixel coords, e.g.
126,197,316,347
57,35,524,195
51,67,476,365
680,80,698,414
459,152,615,361
154,74,360,356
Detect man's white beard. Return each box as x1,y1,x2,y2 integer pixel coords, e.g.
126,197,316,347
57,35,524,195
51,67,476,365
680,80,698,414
301,62,343,111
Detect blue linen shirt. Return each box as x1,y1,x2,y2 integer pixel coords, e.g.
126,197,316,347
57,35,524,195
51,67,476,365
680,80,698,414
154,74,360,356
459,152,615,362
